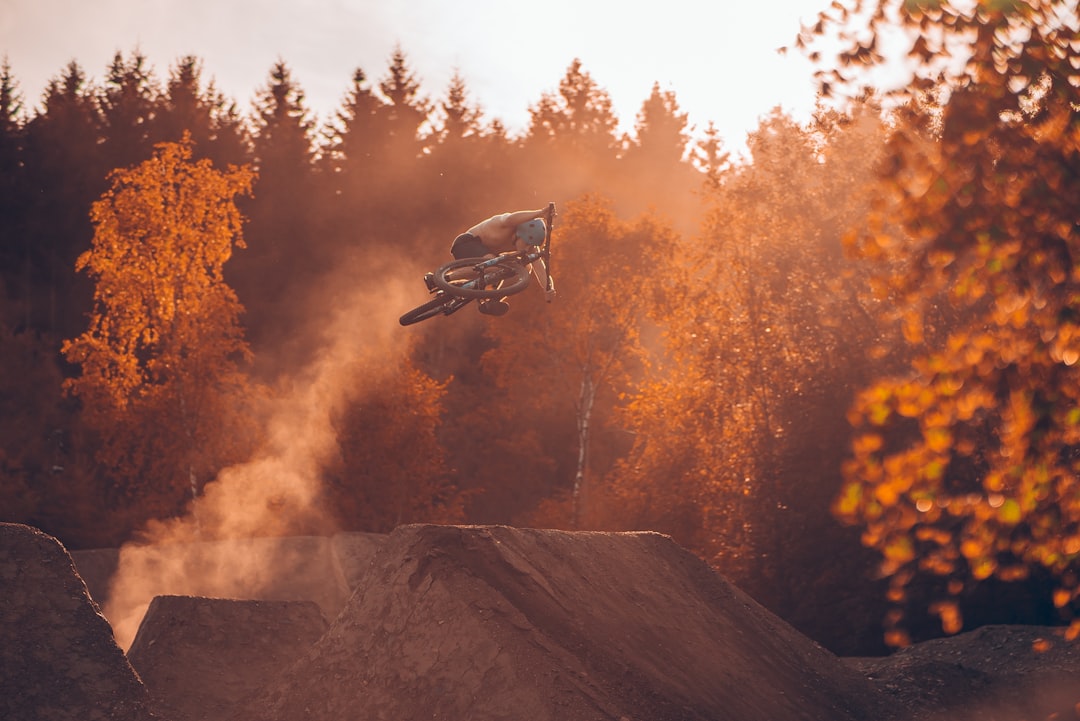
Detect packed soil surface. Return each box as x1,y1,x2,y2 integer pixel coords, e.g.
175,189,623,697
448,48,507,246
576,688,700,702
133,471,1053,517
127,595,329,721
846,624,1080,721
229,524,888,721
4,521,1080,721
1,523,157,721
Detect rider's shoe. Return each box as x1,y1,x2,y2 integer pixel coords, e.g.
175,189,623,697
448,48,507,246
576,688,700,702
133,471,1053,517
479,300,510,316
423,272,436,292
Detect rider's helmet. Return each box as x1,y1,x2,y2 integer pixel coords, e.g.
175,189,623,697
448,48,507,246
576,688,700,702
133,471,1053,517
515,218,546,246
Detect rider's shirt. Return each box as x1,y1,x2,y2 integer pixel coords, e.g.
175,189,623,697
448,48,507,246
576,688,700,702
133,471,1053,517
465,213,518,253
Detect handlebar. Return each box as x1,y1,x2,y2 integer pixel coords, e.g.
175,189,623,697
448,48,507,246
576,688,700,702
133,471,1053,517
543,202,556,293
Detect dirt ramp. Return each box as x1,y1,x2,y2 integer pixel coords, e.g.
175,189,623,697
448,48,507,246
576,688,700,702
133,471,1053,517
101,532,385,649
0,522,157,721
127,595,328,721
235,524,890,721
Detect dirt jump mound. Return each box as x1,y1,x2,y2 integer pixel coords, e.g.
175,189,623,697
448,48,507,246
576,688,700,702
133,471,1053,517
233,523,889,721
127,595,328,721
0,522,156,721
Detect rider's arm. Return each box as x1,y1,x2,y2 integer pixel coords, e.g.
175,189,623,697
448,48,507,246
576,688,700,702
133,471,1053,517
500,208,548,228
514,235,555,300
531,257,555,301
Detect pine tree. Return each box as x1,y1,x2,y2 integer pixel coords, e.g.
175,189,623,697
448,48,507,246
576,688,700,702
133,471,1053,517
524,59,620,196
378,45,431,162
627,82,690,165
98,50,159,171
156,55,250,167
231,60,316,353
617,82,700,223
20,61,106,337
0,57,27,311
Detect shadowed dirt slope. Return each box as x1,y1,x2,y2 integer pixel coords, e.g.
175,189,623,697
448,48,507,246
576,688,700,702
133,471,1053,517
127,595,328,721
0,522,157,721
231,523,892,721
848,624,1080,721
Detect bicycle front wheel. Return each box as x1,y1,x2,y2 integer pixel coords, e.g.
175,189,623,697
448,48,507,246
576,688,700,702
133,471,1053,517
400,293,460,326
433,257,530,299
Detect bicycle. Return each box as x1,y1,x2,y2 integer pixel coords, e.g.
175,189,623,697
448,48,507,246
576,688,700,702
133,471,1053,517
399,202,556,326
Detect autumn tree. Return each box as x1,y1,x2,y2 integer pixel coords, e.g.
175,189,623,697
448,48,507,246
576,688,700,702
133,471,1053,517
608,106,893,628
807,0,1080,644
62,135,258,523
327,350,463,532
455,196,659,527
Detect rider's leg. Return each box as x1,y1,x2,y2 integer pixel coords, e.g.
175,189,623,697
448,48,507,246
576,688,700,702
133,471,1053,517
479,271,513,315
478,299,509,315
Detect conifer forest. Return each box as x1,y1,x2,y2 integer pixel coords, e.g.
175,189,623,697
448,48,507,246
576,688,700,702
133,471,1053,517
1,0,1078,655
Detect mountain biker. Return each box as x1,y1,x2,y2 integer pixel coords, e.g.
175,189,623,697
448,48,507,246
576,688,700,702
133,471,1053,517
429,208,556,316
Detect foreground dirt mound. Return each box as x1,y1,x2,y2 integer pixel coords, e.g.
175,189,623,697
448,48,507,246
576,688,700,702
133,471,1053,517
850,624,1080,721
127,595,328,721
10,522,1080,721
233,524,890,721
0,522,156,721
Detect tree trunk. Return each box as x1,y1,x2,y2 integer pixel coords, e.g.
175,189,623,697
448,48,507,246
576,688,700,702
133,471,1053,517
572,373,596,529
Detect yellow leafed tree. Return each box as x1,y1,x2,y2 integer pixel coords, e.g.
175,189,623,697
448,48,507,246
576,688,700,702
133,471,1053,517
609,107,892,590
63,134,259,519
808,0,1080,645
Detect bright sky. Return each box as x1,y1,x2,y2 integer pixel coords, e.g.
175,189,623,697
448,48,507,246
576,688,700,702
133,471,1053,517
1,0,837,155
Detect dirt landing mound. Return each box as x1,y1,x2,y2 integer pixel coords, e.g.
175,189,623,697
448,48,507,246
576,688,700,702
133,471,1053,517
850,624,1080,721
0,522,157,721
127,595,328,721
233,524,890,721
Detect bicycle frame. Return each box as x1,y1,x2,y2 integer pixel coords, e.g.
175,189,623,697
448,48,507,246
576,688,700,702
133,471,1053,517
399,202,555,326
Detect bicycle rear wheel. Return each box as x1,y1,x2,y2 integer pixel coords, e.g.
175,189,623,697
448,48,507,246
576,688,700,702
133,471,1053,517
399,293,464,326
433,257,531,299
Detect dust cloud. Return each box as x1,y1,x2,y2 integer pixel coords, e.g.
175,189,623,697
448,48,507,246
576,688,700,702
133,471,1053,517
103,250,428,649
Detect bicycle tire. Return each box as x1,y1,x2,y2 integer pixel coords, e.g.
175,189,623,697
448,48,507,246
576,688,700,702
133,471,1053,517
433,257,531,299
399,293,459,326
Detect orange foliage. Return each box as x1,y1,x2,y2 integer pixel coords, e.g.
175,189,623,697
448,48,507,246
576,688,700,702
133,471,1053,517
475,195,662,528
609,105,893,584
62,134,258,513
817,0,1080,644
328,351,463,532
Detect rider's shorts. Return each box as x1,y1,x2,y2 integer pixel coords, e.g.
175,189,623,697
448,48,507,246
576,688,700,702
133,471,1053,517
451,233,488,260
